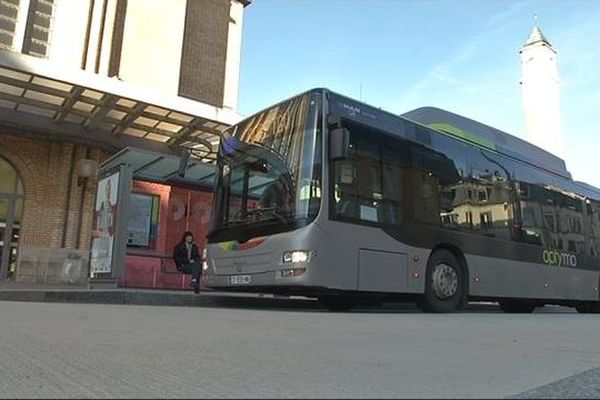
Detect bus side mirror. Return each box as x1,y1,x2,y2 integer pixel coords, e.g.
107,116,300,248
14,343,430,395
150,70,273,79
329,127,350,161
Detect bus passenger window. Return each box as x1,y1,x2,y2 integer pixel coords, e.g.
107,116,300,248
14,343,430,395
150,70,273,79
382,164,402,225
339,163,355,184
335,182,359,219
332,123,384,224
333,159,359,219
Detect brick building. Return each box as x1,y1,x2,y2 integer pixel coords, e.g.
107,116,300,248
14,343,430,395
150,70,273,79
0,0,249,284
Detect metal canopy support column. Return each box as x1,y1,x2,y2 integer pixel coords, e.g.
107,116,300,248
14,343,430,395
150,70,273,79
167,120,202,147
84,94,118,130
54,87,85,122
113,102,147,135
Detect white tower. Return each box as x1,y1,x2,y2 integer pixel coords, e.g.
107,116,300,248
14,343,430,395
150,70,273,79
519,20,563,157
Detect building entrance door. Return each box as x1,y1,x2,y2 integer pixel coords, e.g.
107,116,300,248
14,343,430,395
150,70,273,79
0,196,16,279
0,157,23,281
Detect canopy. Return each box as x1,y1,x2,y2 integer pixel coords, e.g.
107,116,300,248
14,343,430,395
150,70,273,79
100,147,217,189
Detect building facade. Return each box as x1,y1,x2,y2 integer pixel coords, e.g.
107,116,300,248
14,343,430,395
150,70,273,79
0,0,245,109
0,0,249,284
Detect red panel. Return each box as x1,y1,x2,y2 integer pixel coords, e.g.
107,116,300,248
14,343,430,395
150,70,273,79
121,181,214,290
165,187,214,254
188,190,214,249
123,255,159,288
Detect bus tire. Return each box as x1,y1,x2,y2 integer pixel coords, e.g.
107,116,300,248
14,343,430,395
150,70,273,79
498,300,536,313
318,295,355,312
420,249,464,313
575,302,600,314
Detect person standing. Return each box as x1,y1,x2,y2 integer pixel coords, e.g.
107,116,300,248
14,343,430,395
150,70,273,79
173,231,202,293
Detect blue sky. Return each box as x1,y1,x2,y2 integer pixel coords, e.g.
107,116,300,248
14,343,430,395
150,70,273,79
237,0,600,188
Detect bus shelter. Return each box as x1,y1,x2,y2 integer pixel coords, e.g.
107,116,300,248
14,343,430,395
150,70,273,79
90,146,218,290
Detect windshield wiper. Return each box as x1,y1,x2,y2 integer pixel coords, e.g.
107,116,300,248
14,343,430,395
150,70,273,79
253,142,287,165
220,207,292,227
207,209,298,242
246,207,291,224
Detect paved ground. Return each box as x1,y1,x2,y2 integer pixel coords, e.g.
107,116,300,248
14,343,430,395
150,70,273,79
0,301,599,399
512,366,600,399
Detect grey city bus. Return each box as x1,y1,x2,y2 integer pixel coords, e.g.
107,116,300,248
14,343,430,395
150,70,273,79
205,88,600,313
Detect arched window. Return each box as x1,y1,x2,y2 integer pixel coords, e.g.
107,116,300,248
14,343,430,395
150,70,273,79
0,156,23,195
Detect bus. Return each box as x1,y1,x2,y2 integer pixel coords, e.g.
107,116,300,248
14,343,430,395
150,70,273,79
204,88,600,313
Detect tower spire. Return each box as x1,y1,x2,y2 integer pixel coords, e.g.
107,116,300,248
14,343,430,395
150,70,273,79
523,14,552,49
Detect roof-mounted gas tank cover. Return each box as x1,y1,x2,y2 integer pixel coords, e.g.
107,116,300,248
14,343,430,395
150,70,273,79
401,106,570,179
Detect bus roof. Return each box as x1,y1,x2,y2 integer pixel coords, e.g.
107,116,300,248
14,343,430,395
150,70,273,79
321,88,600,199
400,106,570,179
233,88,600,199
322,89,570,176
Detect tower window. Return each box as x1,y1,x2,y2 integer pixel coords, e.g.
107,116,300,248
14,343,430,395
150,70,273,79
22,0,56,58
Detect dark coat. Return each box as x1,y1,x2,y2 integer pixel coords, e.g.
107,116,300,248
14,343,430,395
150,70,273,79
173,241,201,270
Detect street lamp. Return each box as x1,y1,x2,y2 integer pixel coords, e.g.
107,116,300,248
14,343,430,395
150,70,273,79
77,159,98,186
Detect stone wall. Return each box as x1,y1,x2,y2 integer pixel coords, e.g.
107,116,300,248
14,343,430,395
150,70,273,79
17,245,90,285
0,133,110,284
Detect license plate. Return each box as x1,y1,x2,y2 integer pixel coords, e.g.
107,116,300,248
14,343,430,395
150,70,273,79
230,275,252,285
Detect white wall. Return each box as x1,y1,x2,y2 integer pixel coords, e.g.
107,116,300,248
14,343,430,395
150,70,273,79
118,0,187,95
222,0,245,111
48,0,92,69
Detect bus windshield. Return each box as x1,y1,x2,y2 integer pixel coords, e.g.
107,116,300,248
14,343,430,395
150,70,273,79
209,93,321,242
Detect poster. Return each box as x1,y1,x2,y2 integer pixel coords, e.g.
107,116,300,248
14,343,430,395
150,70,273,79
90,172,120,275
127,193,153,247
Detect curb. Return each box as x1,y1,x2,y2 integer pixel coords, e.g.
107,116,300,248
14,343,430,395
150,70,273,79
0,289,321,310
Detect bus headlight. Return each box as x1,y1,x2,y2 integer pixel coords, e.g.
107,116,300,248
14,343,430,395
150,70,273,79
283,250,311,263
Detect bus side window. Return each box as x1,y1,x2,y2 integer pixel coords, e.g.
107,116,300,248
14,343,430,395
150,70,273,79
512,163,589,251
428,134,467,231
460,149,515,239
335,184,359,219
333,161,358,219
382,164,402,225
587,200,600,256
333,123,383,223
381,137,409,226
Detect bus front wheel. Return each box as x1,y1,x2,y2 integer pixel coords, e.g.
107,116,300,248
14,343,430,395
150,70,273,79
318,295,356,312
419,249,464,313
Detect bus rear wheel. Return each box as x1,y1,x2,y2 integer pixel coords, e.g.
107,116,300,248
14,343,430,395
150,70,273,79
419,249,464,313
498,300,536,313
575,302,600,313
318,295,356,312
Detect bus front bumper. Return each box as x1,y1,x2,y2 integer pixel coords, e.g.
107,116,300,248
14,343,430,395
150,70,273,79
206,266,309,289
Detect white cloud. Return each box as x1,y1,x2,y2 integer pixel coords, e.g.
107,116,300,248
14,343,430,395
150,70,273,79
388,4,528,129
